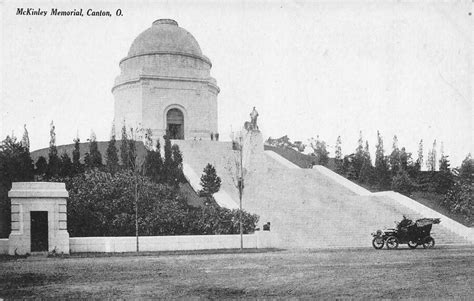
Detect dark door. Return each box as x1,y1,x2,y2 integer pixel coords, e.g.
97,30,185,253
166,109,184,139
31,211,48,252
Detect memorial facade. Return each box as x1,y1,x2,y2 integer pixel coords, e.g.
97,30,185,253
113,19,220,140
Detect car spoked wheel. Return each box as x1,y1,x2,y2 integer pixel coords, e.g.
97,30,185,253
422,236,435,249
408,241,418,249
372,237,384,249
386,236,399,249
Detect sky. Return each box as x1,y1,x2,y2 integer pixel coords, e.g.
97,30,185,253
0,0,472,167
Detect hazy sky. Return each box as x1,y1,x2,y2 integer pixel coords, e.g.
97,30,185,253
1,0,472,167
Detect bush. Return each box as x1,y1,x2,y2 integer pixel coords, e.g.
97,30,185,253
442,180,473,226
55,169,258,236
391,170,416,195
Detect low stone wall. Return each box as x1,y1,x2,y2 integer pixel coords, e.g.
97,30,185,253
70,232,272,253
0,239,8,254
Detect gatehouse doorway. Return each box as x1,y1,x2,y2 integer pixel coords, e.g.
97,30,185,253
30,211,48,252
166,108,184,139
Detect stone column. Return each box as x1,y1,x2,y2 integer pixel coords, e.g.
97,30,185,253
8,182,69,255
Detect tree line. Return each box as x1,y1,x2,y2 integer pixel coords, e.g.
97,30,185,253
0,122,258,237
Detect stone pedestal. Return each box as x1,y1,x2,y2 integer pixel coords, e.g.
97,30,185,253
8,182,69,255
242,129,265,175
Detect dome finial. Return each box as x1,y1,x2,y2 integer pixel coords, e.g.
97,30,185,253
153,19,178,26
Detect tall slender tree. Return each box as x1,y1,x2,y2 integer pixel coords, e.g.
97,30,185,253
120,123,130,169
389,135,401,176
21,124,30,150
72,135,82,174
353,131,365,178
47,121,61,177
106,123,119,173
415,139,423,172
334,136,343,174
374,130,390,189
88,131,102,168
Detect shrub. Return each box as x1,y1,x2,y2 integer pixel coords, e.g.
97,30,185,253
54,169,258,236
391,170,416,195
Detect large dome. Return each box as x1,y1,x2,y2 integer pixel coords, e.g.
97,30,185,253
127,19,203,58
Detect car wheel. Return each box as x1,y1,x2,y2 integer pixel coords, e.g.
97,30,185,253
422,236,435,249
408,241,418,249
386,236,399,249
372,237,384,249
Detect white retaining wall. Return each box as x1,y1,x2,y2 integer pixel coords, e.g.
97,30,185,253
0,239,8,254
0,232,273,254
373,191,474,243
70,232,273,253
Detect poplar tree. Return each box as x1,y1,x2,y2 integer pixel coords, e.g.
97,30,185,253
353,131,365,178
106,123,119,173
389,135,401,176
334,136,343,174
163,134,173,182
47,121,61,177
415,139,423,171
88,131,102,168
120,123,130,169
359,140,373,184
374,130,390,189
72,135,83,174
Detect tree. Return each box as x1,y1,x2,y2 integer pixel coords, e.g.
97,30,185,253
359,140,373,184
415,139,423,172
59,152,73,177
334,136,343,174
0,135,34,237
35,156,48,177
120,123,130,169
72,136,82,174
106,123,119,173
47,121,61,178
399,147,410,171
459,153,473,182
426,139,437,171
309,135,329,166
391,169,416,195
88,131,102,168
374,131,391,189
144,139,163,183
389,135,401,176
128,128,137,171
163,134,173,183
353,131,365,178
199,163,222,197
171,144,184,182
21,124,30,150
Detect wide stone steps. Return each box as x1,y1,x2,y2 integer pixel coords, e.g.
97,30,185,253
174,140,470,248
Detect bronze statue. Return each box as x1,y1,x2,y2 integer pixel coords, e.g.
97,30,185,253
250,106,259,130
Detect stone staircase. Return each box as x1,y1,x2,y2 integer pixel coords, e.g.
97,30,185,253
172,139,472,248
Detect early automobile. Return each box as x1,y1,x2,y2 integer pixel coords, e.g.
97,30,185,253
371,216,441,249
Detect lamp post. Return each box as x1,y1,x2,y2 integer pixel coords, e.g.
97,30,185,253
238,136,244,250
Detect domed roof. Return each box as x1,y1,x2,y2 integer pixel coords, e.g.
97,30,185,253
127,19,203,58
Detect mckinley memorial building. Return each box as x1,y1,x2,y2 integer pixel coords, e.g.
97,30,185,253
112,19,220,140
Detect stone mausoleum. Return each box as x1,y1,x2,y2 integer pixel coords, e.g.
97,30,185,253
113,19,219,140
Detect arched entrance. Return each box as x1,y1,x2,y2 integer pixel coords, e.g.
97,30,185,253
166,108,184,139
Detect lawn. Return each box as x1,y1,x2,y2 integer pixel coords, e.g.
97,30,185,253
1,246,473,299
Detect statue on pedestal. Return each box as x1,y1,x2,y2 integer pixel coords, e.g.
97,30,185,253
244,107,259,131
